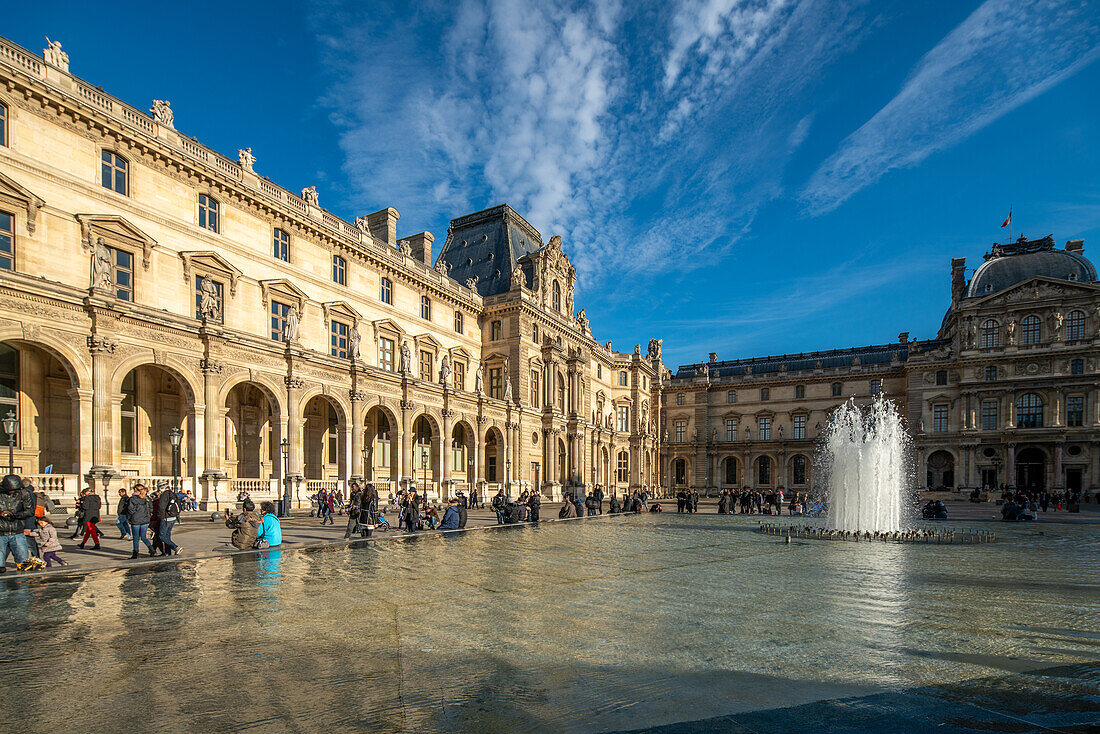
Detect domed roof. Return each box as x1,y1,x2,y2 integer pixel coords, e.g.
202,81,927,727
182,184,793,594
966,235,1094,298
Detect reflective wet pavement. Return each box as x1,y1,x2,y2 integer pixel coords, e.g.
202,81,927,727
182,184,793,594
0,514,1096,732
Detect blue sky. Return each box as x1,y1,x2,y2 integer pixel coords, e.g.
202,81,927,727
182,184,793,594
6,0,1100,368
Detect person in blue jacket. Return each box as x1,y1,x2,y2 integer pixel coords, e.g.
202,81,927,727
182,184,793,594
255,501,283,547
438,499,461,530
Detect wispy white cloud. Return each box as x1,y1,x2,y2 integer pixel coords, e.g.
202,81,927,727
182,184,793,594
801,0,1100,214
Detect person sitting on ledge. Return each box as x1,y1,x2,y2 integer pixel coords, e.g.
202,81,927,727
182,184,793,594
255,501,282,548
439,499,461,530
503,500,526,524
225,498,261,550
559,496,578,518
608,494,621,514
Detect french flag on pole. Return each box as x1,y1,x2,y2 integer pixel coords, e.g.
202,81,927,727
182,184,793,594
1001,208,1012,228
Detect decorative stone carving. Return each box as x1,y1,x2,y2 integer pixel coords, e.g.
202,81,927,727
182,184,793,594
1049,311,1063,340
465,276,479,290
399,341,412,374
90,237,112,291
354,216,370,234
475,365,484,394
150,99,174,128
1007,319,1017,345
503,371,512,403
440,354,451,386
511,265,526,289
301,186,319,205
646,339,663,360
348,325,361,359
200,358,223,374
435,259,450,277
43,38,69,71
576,308,588,332
349,390,368,402
237,147,255,172
197,274,221,321
86,335,116,354
283,306,300,342
284,376,304,390
398,239,412,256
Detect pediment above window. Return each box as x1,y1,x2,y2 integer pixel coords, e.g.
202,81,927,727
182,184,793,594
322,300,360,330
0,172,45,233
179,251,242,295
76,213,155,269
449,345,472,361
371,318,405,339
413,333,442,353
259,278,308,311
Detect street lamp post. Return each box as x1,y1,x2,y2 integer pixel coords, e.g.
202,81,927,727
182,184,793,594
210,474,220,512
168,427,183,495
2,410,17,474
280,438,290,518
420,445,429,497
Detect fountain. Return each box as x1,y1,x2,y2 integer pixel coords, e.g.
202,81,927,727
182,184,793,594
822,394,910,533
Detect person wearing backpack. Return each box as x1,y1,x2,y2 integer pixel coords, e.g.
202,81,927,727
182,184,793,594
77,488,102,550
491,489,506,524
154,480,182,556
126,484,154,558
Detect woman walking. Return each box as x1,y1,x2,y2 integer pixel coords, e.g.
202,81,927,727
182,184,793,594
126,484,154,558
77,488,102,550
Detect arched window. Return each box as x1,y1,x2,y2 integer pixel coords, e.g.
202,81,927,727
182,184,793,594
756,456,771,485
1066,310,1086,341
101,150,128,195
791,455,806,485
616,450,629,483
674,458,686,485
1021,315,1041,345
724,457,738,485
0,101,7,147
198,194,219,232
1016,393,1043,429
980,320,1000,348
551,281,561,311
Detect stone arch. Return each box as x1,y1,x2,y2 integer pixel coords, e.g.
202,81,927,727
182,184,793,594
450,419,475,485
302,393,347,480
363,403,399,486
411,413,440,491
110,353,200,406
755,454,775,486
0,336,86,474
484,425,505,485
113,362,196,477
672,455,690,486
222,379,281,479
217,370,287,419
722,456,739,486
926,449,955,489
1015,446,1046,491
787,453,810,488
0,328,89,388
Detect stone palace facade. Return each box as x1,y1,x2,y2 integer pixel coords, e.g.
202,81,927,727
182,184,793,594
664,234,1100,496
0,37,663,507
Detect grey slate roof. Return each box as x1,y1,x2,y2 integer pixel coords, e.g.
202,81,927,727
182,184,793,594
437,204,544,297
966,235,1095,298
671,340,946,381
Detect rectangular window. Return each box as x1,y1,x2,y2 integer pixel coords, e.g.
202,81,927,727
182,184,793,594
0,102,6,147
330,320,349,358
491,320,502,340
380,277,392,304
793,415,806,440
0,211,12,271
420,296,431,320
530,370,540,407
619,371,628,387
933,404,949,433
194,275,223,321
935,370,947,386
488,368,502,399
795,385,805,399
454,311,463,334
981,400,998,431
120,371,136,454
725,419,736,442
419,350,433,382
676,394,685,406
674,420,686,443
273,228,289,261
379,337,395,372
761,388,770,401
727,390,736,403
198,194,219,233
758,417,771,441
332,255,346,285
270,300,290,341
617,405,629,432
111,247,134,301
1067,396,1084,427
832,382,842,397
1071,358,1084,375
100,150,127,195
533,324,539,344
870,379,882,395
453,361,465,391
985,366,997,381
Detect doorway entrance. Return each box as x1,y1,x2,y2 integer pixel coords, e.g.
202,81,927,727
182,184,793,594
1015,447,1045,491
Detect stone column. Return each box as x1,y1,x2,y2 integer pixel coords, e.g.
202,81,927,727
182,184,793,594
513,416,523,491
441,407,453,499
400,399,413,489
285,378,303,477
1054,444,1063,490
1006,444,1016,487
70,387,93,477
201,359,223,479
474,416,484,498
88,336,116,477
350,391,364,482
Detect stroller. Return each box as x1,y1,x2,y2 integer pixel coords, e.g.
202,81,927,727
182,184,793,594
374,512,392,531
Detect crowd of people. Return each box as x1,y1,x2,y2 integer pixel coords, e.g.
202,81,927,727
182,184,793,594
677,487,816,516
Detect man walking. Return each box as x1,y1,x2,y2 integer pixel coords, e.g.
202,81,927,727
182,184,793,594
594,484,604,514
154,480,182,555
491,489,506,524
0,474,32,572
115,487,131,540
126,483,153,558
77,487,102,550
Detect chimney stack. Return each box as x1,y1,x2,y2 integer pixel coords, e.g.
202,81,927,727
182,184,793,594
1065,239,1084,255
403,232,434,266
898,332,909,343
364,207,400,247
950,257,966,303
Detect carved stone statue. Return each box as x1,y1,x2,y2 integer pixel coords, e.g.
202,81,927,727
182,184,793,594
399,239,413,256
647,338,663,360
399,341,412,374
1007,319,1017,345
150,99,174,128
634,344,642,356
744,426,752,441
237,147,256,172
1050,311,1064,340
44,38,69,71
778,425,784,439
282,306,300,342
300,186,319,205
964,322,976,348
435,258,450,277
354,216,370,234
440,355,451,386
197,274,220,321
711,428,717,442
575,308,588,331
503,372,512,403
475,365,484,394
348,324,361,359
465,276,478,290
511,265,526,289
692,428,697,442
90,237,112,290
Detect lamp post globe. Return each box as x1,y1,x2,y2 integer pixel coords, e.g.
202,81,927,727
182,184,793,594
168,426,183,492
2,410,16,474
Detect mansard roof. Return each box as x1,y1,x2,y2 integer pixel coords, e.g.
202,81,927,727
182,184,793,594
671,341,932,381
966,235,1094,298
436,204,543,297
